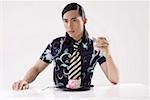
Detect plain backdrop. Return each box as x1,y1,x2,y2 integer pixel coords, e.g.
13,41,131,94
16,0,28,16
0,1,149,89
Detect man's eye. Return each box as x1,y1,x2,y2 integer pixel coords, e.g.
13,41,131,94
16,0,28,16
72,19,77,22
63,20,68,23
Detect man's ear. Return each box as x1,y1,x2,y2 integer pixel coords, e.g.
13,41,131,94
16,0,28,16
83,18,87,24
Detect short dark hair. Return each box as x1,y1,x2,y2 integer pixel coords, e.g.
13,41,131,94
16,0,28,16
62,3,86,19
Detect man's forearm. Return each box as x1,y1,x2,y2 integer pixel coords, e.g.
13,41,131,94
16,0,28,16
23,66,40,83
105,54,119,84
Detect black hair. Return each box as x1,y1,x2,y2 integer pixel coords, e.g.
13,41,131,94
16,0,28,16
62,3,86,19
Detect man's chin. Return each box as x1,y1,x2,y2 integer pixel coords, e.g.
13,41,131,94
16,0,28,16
68,33,76,37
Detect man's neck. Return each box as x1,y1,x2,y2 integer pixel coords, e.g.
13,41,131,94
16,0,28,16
73,32,84,41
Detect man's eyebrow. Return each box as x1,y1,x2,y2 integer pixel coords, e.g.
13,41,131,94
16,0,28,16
63,17,78,21
63,18,68,21
71,17,78,20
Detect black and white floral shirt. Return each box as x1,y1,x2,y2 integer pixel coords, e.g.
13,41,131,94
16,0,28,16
40,31,106,89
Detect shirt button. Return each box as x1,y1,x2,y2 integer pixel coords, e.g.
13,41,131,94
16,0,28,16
83,57,87,63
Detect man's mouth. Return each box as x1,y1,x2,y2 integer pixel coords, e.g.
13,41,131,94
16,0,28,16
68,31,75,33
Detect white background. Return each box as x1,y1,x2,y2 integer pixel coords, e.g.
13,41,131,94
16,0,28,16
0,1,149,90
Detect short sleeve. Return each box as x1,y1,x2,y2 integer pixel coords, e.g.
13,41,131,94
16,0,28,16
97,51,106,65
40,43,53,63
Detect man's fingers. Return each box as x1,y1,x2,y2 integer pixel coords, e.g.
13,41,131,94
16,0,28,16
97,37,107,41
96,41,109,47
19,81,26,90
12,81,19,90
22,85,29,90
95,44,108,49
25,84,29,89
12,82,16,90
12,80,29,91
97,38,108,43
22,86,26,90
94,37,109,51
96,44,108,47
15,81,20,90
96,37,109,45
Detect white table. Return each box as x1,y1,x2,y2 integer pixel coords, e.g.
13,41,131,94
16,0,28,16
0,83,149,100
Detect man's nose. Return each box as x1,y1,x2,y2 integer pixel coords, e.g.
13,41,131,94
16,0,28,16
67,21,73,29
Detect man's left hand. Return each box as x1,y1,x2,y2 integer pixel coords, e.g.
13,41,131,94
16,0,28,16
95,37,110,56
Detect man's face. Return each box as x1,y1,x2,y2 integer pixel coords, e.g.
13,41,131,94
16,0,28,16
63,10,85,40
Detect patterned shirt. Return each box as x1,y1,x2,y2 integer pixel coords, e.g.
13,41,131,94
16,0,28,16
40,31,106,90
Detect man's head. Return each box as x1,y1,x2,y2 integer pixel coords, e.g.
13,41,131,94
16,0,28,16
62,3,87,41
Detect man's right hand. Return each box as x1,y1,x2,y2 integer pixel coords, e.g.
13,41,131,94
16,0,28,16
12,59,49,91
12,80,29,91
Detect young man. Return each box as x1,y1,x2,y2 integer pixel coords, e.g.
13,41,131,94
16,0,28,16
12,3,119,91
